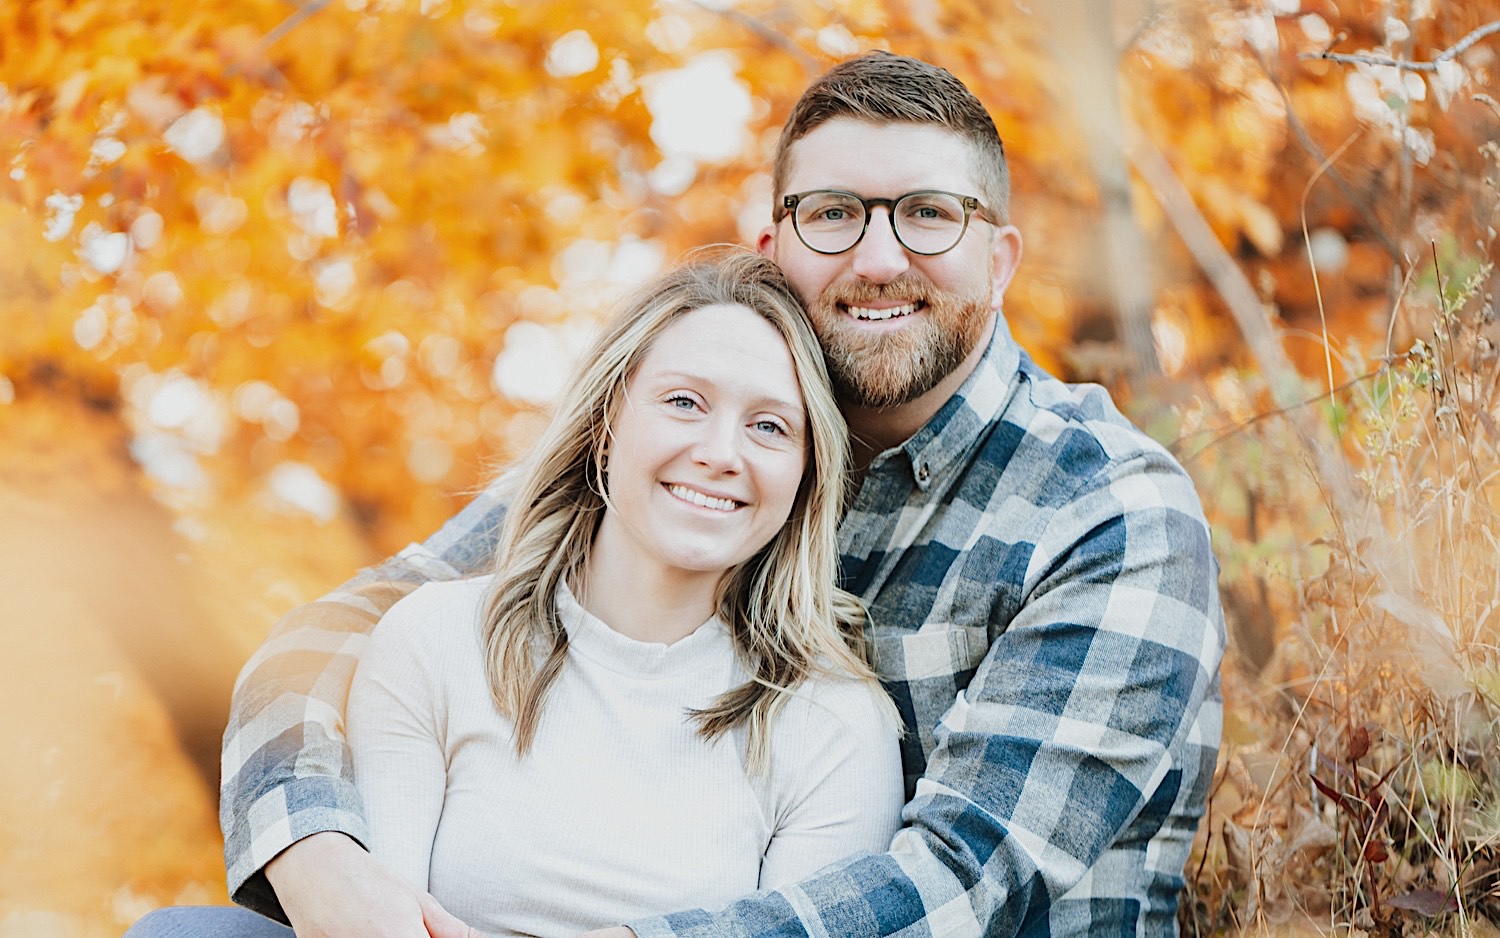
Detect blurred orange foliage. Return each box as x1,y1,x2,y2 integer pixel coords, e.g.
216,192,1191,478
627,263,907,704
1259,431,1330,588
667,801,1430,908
3,0,1499,933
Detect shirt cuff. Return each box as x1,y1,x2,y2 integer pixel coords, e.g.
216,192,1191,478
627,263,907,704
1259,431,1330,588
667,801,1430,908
625,917,677,938
224,778,368,921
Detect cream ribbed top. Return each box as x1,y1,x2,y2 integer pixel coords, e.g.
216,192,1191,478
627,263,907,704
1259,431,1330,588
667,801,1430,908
347,576,903,938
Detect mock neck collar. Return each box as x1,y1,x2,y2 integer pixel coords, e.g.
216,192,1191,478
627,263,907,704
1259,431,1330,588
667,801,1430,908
555,580,731,677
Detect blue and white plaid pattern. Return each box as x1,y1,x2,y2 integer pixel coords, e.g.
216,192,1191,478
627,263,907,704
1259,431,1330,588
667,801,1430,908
220,319,1224,936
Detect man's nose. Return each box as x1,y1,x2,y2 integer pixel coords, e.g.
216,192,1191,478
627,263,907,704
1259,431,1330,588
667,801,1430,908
849,208,911,283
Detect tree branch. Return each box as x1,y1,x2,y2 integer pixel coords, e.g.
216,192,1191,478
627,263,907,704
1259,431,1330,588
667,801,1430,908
1300,19,1500,72
688,1,821,74
259,0,332,53
227,0,330,85
1250,48,1401,264
1173,367,1384,465
1126,125,1366,533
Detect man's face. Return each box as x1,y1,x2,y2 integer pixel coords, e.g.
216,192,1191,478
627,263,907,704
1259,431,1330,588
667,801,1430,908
759,118,1022,410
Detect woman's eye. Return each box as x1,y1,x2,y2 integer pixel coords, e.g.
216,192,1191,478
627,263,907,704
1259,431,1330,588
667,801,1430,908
666,395,699,411
753,419,787,435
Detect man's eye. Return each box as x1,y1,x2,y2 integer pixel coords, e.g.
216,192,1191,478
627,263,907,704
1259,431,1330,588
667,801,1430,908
905,203,951,220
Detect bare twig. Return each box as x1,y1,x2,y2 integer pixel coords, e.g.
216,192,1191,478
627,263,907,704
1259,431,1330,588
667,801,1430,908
228,0,330,85
1300,19,1500,72
259,0,331,51
1250,48,1401,264
1172,367,1384,465
1301,132,1365,399
1396,28,1416,275
687,1,820,73
1383,258,1420,365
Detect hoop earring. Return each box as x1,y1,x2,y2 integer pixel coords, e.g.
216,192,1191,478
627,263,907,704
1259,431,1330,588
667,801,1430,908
591,449,610,496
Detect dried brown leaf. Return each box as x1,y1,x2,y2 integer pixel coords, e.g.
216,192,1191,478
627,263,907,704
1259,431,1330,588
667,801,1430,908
1312,773,1358,816
1285,808,1337,857
1222,818,1253,884
1348,724,1370,761
1386,888,1457,917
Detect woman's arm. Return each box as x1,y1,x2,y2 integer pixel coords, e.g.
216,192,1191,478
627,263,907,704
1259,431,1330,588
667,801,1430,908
347,585,455,890
758,677,905,888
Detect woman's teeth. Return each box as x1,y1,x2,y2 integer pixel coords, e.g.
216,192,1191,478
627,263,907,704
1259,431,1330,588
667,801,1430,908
668,485,738,512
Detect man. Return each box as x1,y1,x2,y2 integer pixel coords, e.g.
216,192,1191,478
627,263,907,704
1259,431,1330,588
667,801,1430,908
148,50,1223,938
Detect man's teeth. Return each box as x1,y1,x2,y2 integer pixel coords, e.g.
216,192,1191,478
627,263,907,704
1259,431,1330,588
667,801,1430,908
669,485,738,512
847,303,918,322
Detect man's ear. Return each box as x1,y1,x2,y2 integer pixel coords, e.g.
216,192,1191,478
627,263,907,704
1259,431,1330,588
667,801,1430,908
755,224,777,259
988,224,1023,309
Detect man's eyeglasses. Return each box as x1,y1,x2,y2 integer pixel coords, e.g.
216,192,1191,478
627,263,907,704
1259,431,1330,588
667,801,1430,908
778,189,990,256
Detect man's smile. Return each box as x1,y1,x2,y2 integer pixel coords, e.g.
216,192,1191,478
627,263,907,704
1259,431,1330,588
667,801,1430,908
844,302,922,322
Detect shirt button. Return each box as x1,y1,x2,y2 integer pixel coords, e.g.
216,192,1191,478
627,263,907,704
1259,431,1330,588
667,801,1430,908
917,463,930,483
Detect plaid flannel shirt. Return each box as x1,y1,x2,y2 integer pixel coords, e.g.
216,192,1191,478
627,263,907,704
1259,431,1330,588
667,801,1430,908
221,318,1224,937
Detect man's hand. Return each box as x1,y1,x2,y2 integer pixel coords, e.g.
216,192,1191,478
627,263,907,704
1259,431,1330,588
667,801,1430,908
266,832,479,938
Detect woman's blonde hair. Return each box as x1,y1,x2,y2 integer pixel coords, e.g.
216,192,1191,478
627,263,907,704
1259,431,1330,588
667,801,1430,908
481,246,890,770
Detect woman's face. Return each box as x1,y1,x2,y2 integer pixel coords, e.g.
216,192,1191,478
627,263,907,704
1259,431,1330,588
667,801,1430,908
592,302,809,589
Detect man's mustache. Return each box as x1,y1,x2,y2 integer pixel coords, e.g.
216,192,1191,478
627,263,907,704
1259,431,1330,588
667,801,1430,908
820,278,935,305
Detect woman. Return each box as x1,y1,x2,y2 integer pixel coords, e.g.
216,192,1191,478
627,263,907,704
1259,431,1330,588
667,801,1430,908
346,248,902,937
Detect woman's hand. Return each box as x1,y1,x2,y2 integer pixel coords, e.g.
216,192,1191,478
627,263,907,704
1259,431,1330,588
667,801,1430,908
266,832,480,938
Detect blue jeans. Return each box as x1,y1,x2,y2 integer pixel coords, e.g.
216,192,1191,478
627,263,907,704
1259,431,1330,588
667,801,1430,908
123,907,293,938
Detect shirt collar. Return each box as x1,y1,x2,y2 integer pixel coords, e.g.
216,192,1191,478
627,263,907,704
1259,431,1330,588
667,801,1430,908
868,314,1022,491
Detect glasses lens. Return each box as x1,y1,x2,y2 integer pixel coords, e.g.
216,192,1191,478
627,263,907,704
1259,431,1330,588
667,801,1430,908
893,192,968,255
793,191,866,254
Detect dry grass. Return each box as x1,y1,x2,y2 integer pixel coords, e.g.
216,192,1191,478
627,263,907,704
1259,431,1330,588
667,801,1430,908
1173,144,1500,937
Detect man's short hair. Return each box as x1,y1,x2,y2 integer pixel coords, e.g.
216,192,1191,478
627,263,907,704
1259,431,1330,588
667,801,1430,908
772,50,1011,223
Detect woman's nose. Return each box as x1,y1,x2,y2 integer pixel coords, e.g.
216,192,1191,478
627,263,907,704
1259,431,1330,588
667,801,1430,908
691,417,744,473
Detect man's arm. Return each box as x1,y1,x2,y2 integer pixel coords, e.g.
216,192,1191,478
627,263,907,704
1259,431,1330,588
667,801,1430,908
219,480,508,921
626,454,1225,938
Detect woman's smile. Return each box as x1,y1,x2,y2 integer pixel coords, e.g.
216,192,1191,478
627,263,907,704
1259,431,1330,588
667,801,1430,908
664,483,744,513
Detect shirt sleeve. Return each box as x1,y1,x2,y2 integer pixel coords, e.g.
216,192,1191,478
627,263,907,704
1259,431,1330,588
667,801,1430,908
756,677,904,890
218,481,508,920
628,453,1224,938
346,586,453,892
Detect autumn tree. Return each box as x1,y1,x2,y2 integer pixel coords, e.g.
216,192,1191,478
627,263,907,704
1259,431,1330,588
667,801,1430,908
3,0,1498,934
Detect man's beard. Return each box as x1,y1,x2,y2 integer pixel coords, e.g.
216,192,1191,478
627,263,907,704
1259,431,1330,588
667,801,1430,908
809,277,992,410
